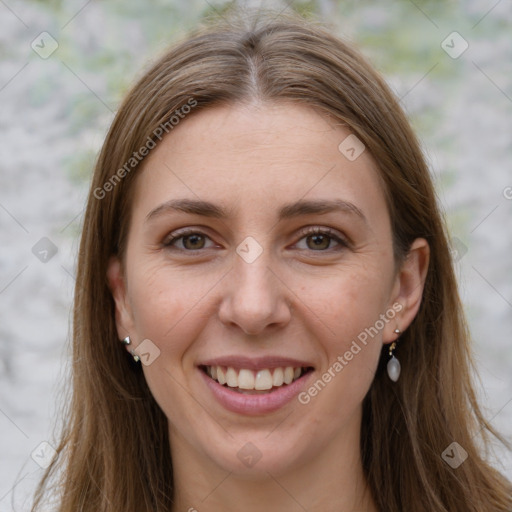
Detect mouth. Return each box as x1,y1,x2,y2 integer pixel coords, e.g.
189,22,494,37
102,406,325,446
199,365,314,395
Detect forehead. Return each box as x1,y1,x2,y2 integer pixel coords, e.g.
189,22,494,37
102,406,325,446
131,101,387,225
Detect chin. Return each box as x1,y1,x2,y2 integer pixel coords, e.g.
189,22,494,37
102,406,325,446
197,427,312,478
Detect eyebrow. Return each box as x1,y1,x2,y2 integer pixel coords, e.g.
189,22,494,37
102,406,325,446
145,198,367,224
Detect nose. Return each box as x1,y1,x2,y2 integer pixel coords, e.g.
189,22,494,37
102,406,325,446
217,249,292,336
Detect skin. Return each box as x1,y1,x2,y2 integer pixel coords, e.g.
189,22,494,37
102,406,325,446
108,102,429,512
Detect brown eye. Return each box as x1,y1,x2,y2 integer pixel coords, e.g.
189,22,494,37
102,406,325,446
295,227,348,252
306,233,332,250
181,234,206,250
164,230,214,251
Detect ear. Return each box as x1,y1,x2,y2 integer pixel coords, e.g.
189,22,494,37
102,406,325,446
107,255,135,347
383,238,430,343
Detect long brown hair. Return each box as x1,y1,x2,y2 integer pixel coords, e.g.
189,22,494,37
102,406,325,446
32,9,511,511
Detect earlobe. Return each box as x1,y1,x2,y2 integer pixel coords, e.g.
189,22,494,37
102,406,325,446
384,238,430,342
106,256,134,342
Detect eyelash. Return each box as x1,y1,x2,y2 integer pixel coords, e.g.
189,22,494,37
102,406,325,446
162,227,349,253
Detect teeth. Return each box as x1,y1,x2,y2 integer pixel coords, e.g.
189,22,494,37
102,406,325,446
272,367,284,386
226,367,238,387
255,369,273,390
204,365,307,391
238,369,255,389
217,367,226,385
283,367,294,385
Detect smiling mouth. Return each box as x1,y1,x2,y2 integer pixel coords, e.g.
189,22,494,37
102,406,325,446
200,365,314,394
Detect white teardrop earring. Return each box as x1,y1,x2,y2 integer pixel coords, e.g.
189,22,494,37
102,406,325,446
387,328,401,382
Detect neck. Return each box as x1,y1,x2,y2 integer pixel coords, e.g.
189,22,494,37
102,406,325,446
169,412,378,512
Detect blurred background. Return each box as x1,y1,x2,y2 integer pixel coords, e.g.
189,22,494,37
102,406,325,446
0,0,511,509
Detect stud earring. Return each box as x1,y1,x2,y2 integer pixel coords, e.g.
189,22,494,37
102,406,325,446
120,336,140,363
387,328,401,382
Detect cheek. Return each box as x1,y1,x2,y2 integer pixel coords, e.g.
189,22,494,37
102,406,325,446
304,265,392,343
127,259,223,358
126,262,215,425
298,267,391,405
130,272,186,338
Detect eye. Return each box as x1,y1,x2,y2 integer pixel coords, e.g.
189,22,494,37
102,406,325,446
163,229,216,251
162,227,349,253
294,227,348,252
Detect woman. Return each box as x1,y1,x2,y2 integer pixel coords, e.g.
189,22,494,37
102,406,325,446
32,9,511,512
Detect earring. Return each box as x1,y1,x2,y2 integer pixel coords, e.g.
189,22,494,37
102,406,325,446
387,328,401,382
121,336,140,363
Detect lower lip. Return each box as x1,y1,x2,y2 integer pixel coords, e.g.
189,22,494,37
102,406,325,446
199,368,313,415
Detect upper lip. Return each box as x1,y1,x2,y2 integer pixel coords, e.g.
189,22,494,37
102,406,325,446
198,356,314,371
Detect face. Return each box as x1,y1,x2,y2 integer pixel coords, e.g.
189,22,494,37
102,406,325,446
108,102,428,478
